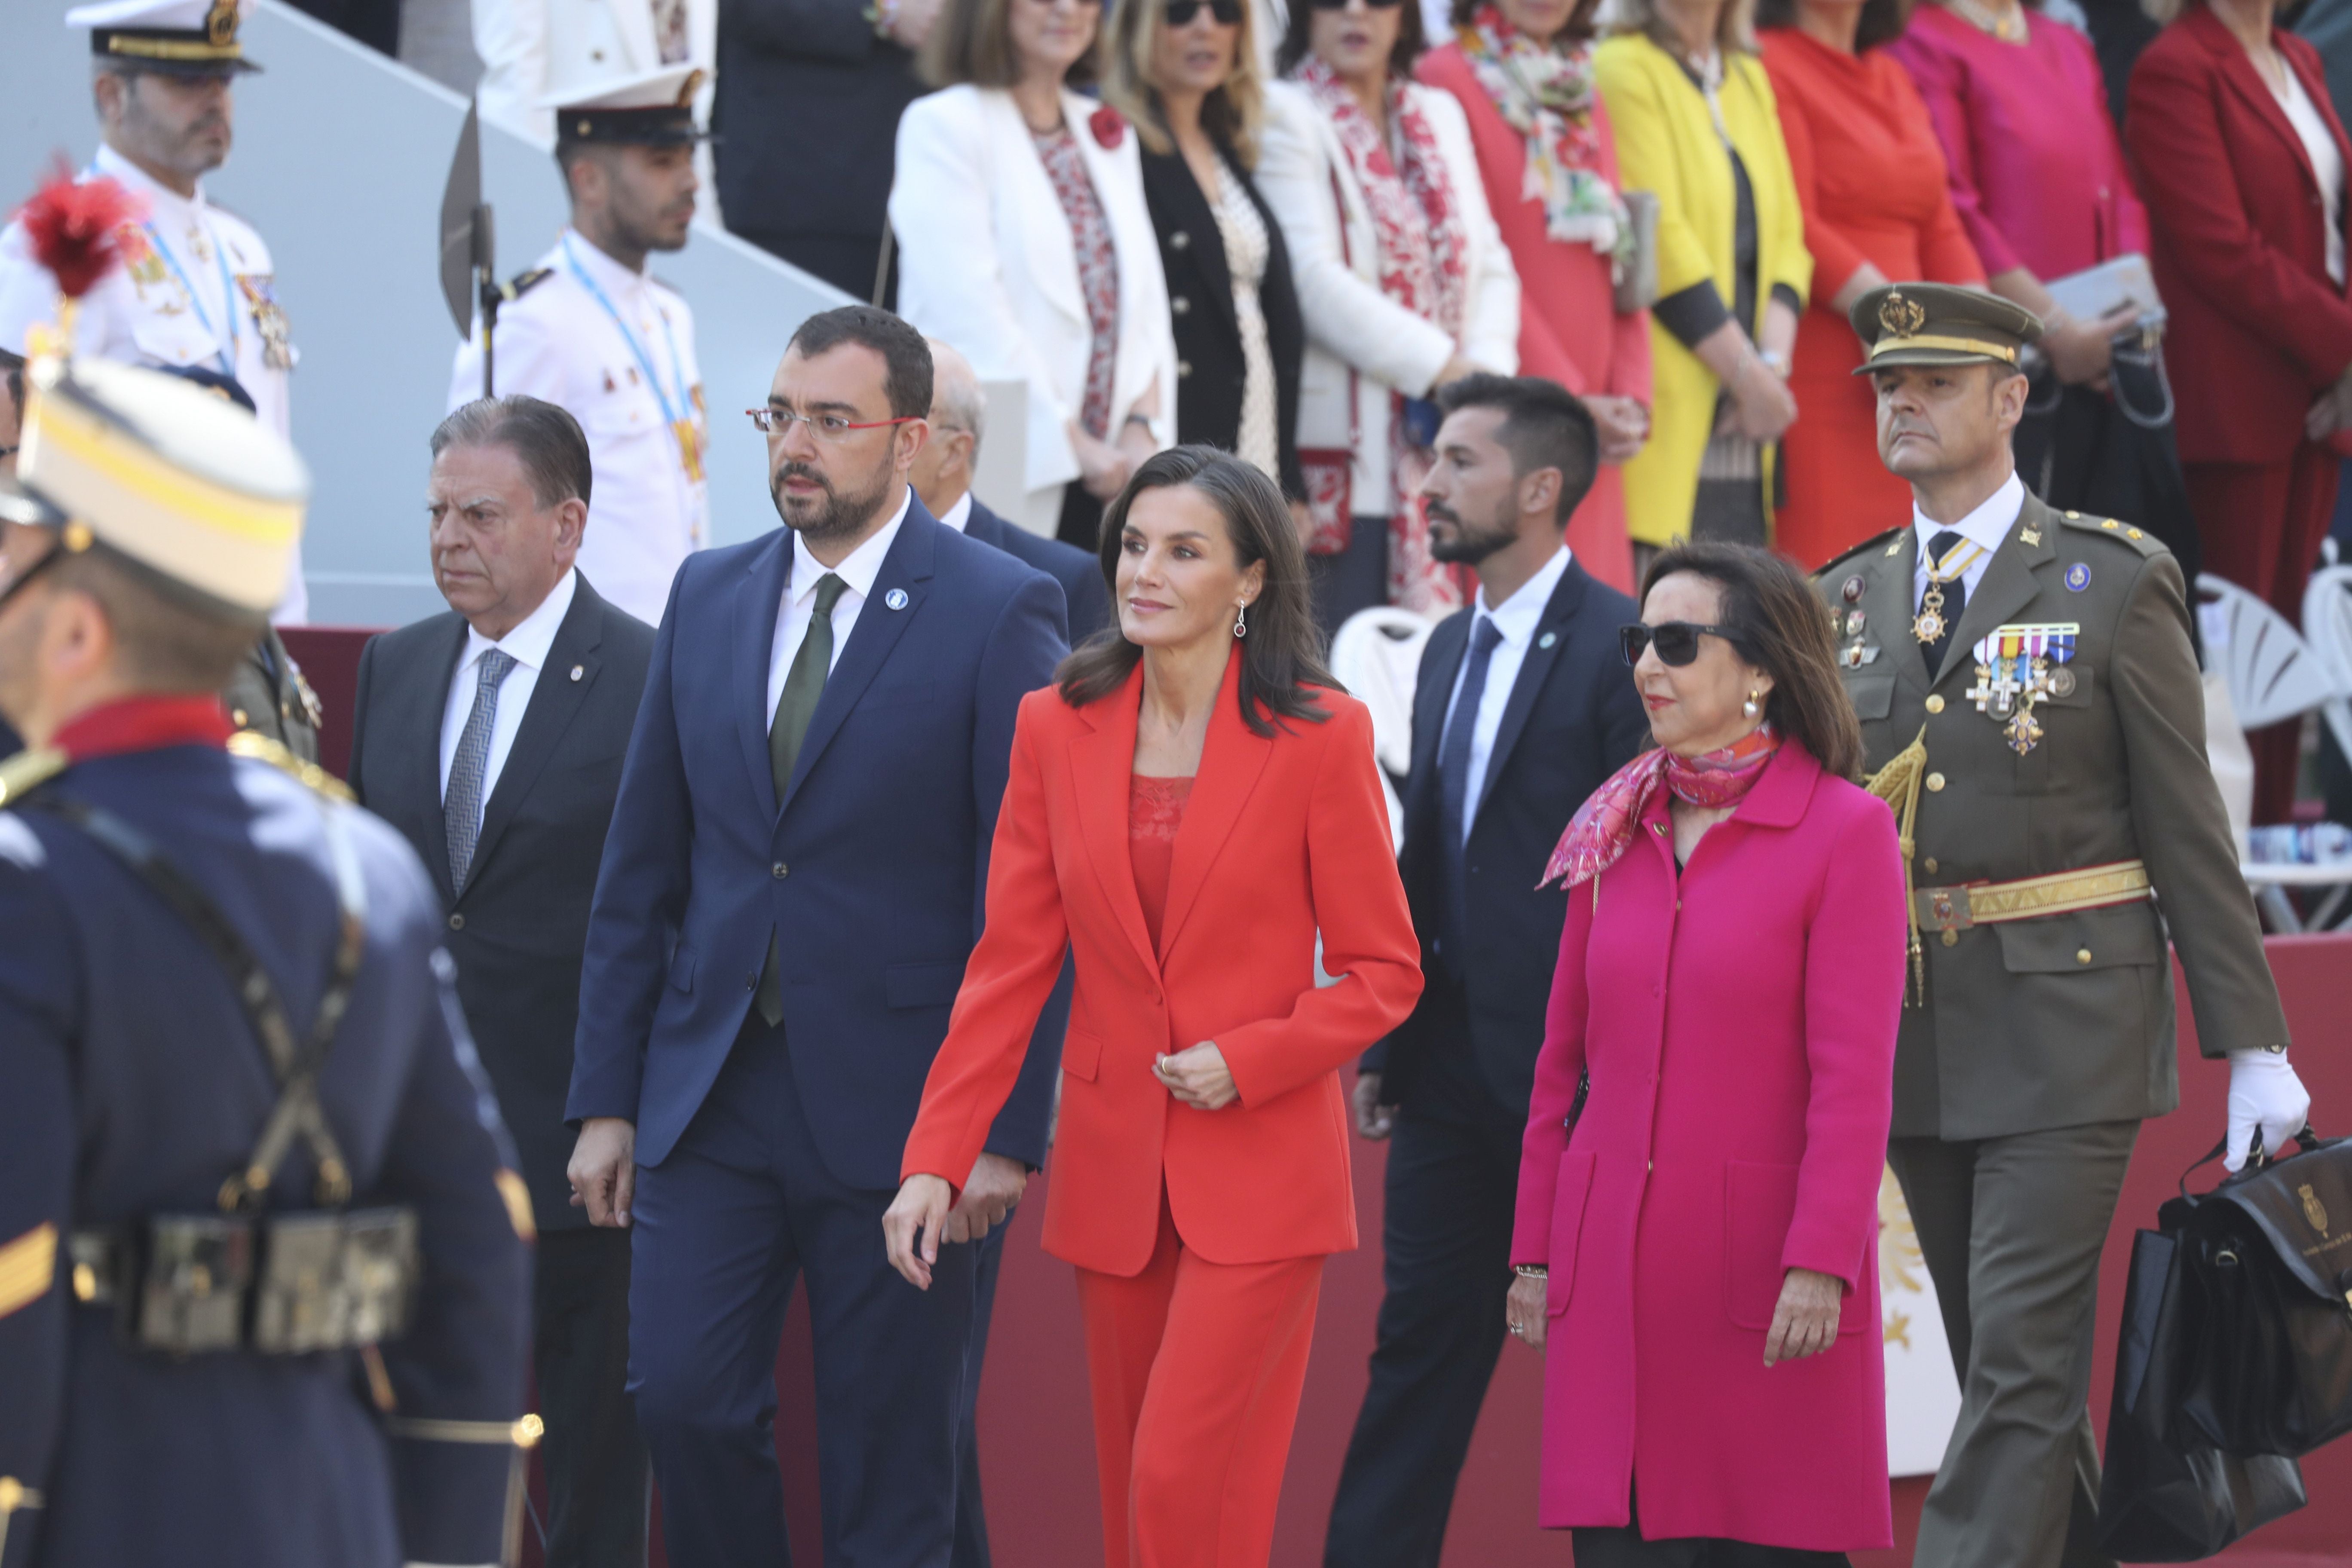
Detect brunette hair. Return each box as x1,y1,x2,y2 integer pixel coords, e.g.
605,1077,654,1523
1277,0,1426,79
788,305,936,420
1057,445,1338,734
1639,541,1864,780
1449,0,1605,40
1611,0,1757,53
1100,0,1269,165
921,0,1102,88
1434,373,1599,523
1752,0,1912,48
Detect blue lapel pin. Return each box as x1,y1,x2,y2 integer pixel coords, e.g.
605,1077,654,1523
2065,562,2090,592
1538,631,1558,649
885,588,909,610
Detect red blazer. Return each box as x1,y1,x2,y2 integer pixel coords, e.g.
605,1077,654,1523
1512,744,1905,1547
2128,4,2352,465
901,651,1423,1275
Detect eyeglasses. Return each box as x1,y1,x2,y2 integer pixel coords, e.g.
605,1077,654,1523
1166,0,1242,23
1619,621,1740,668
746,409,921,442
1309,0,1405,11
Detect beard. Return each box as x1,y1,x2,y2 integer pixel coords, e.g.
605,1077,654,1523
772,449,896,544
1425,498,1519,566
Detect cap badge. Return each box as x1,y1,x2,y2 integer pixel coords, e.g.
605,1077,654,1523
1879,291,1926,339
885,588,908,610
205,0,238,46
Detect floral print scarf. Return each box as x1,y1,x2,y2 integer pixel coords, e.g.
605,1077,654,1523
1458,5,1631,265
1540,726,1782,890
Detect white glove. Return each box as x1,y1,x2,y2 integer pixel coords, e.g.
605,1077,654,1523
2225,1048,2311,1172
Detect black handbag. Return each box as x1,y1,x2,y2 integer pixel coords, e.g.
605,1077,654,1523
2160,1129,2352,1458
2097,1227,2306,1560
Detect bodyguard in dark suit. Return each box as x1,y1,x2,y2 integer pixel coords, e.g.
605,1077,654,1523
913,336,1114,643
567,307,1067,1568
715,0,929,299
1326,377,1647,1568
348,397,657,1568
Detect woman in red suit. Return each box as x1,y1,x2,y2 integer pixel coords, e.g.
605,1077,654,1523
2128,0,2352,824
885,445,1422,1568
1759,0,1986,569
1501,542,1906,1562
1417,0,1651,587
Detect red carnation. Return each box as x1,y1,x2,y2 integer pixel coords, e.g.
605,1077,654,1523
16,162,147,301
1089,105,1126,151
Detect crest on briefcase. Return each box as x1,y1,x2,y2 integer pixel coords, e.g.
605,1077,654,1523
1879,292,1927,338
2303,1183,2331,1235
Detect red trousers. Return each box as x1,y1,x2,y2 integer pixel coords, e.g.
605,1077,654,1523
1074,1198,1325,1568
2184,444,2341,824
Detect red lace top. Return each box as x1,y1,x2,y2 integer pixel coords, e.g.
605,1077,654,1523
1129,773,1194,950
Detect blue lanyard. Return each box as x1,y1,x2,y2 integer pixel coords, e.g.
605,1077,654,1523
562,233,695,445
83,164,239,374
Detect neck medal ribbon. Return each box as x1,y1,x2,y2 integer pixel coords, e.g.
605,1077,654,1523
1966,622,2077,755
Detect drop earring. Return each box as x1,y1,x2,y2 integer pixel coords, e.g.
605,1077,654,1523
1234,601,1249,638
1743,689,1761,719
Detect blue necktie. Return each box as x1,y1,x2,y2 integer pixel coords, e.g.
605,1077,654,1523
1436,617,1503,980
445,647,517,892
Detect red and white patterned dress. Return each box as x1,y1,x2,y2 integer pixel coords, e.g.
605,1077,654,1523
1033,126,1123,441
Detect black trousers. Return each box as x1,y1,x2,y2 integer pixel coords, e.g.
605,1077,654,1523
1573,1491,1851,1568
533,1226,650,1568
1323,1101,1519,1568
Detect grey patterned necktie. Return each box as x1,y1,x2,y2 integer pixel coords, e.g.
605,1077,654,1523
446,647,518,892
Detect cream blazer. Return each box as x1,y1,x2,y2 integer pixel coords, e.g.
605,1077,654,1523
891,85,1178,501
1257,77,1519,510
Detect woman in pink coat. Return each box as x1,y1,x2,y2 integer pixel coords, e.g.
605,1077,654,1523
1418,0,1651,593
1503,541,1906,1562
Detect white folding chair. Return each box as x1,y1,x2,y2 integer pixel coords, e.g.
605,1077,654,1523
2197,574,2352,931
1328,606,1435,854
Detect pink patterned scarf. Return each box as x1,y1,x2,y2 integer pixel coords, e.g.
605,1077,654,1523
1296,56,1473,615
1540,726,1782,889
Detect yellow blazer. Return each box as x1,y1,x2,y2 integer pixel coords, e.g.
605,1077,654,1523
1597,34,1812,545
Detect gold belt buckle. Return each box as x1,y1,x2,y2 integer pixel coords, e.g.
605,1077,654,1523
1920,885,1973,932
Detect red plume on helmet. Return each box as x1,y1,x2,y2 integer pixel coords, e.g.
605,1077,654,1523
16,162,147,301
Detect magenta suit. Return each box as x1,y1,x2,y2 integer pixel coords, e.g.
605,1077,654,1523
1888,6,2149,282
1510,741,1906,1548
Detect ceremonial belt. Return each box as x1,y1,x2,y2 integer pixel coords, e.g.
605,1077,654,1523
1912,859,2152,933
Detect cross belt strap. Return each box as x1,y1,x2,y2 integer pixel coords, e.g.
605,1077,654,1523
1912,859,2152,933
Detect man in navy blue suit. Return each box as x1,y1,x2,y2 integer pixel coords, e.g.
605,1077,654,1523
910,337,1113,643
566,306,1067,1568
1326,375,1649,1566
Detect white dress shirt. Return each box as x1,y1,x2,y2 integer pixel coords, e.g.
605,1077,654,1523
1440,544,1572,841
1911,471,2024,609
449,230,707,628
765,488,913,722
439,568,579,803
2275,67,2348,285
935,491,974,533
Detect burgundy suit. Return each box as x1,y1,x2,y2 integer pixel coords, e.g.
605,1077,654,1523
2128,3,2352,817
1511,743,1906,1549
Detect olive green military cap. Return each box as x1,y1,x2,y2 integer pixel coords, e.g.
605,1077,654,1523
1849,282,2043,374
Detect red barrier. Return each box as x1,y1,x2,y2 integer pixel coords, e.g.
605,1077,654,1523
276,625,376,780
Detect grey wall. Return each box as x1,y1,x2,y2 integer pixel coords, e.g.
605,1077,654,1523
0,1,851,626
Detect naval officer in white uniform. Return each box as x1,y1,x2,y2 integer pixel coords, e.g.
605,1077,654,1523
449,64,709,629
0,0,307,622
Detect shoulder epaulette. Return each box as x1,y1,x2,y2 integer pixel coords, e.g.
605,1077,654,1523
227,731,354,803
1812,526,1908,582
499,267,554,304
2056,509,2170,557
0,747,67,809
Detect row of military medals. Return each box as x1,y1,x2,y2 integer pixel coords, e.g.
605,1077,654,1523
1910,534,2078,756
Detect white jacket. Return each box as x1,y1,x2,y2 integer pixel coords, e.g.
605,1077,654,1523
474,0,718,149
1256,77,1518,510
890,85,1176,499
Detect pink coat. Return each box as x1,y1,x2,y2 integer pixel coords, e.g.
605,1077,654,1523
1416,43,1649,595
1512,742,1905,1548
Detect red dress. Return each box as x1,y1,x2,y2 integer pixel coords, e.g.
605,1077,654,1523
1760,29,1985,569
1129,773,1192,948
1417,41,1649,592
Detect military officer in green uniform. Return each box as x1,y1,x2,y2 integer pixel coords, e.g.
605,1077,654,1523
222,625,320,762
1814,283,2313,1568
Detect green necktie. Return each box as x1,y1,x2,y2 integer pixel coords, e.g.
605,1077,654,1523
756,571,847,1026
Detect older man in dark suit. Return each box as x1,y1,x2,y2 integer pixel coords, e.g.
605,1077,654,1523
1326,376,1650,1568
348,395,657,1568
912,337,1113,643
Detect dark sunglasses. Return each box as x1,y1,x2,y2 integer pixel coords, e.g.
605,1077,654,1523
1310,0,1406,10
1620,621,1740,668
1166,0,1243,23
